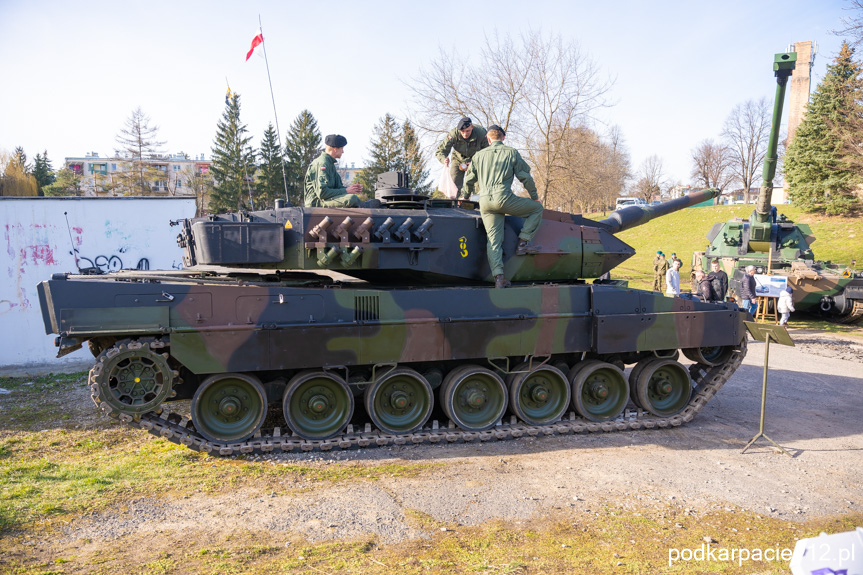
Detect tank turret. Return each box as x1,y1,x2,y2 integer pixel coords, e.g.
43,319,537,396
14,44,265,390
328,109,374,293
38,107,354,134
695,52,863,323
178,178,718,285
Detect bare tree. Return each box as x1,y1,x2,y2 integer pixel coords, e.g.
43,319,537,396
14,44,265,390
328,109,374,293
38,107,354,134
631,155,667,202
834,0,863,46
115,107,166,195
721,98,770,204
690,139,733,194
408,30,613,203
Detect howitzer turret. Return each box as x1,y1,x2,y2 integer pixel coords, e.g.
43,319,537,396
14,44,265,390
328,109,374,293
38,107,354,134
695,51,863,323
178,181,718,285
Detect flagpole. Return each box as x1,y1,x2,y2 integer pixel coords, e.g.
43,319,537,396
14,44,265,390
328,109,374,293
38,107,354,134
258,15,290,204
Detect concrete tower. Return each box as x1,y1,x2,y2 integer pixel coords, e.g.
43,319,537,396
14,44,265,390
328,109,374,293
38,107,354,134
787,41,816,143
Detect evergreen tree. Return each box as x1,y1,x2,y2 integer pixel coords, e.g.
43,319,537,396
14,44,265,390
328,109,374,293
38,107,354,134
257,123,285,209
210,93,257,212
784,42,863,215
11,146,30,173
42,168,82,197
402,119,430,193
284,110,322,206
32,150,55,196
355,114,403,192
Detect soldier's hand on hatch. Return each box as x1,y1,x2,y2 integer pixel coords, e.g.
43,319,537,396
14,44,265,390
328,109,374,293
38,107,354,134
347,183,362,194
443,158,450,167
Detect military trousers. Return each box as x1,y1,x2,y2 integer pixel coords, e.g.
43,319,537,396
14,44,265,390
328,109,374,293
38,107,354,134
451,162,468,194
319,192,360,208
479,193,543,277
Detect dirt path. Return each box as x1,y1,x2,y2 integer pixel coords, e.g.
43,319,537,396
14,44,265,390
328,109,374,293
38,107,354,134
52,333,863,544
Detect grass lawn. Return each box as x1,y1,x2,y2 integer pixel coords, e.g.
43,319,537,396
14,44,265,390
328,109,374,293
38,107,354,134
600,204,863,292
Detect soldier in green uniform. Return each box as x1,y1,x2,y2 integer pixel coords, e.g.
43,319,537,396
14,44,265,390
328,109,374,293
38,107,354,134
304,134,362,207
463,125,543,289
436,117,489,197
652,251,668,292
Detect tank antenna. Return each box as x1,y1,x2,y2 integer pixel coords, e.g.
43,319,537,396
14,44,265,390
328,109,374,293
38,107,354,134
63,211,81,271
249,15,290,205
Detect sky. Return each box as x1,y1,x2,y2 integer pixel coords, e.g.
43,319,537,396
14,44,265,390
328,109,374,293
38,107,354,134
0,0,851,188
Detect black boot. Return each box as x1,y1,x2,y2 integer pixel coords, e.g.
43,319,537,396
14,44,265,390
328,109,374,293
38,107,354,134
516,239,541,255
495,274,511,289
360,199,382,208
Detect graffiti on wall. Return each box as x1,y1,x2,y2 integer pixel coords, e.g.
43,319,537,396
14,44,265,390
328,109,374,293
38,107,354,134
2,220,172,314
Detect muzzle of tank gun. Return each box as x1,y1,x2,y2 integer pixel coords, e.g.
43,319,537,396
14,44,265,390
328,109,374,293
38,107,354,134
598,189,719,234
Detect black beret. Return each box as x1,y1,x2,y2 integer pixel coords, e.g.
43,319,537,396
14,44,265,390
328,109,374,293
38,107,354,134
457,117,472,130
325,134,347,147
487,124,505,136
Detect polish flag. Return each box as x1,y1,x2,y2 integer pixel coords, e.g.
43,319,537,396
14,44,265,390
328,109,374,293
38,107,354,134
246,32,263,61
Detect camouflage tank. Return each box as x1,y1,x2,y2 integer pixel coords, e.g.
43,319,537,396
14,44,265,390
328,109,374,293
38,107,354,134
36,177,749,454
693,51,863,323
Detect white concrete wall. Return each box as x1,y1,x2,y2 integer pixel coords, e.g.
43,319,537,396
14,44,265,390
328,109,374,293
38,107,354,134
1,197,196,373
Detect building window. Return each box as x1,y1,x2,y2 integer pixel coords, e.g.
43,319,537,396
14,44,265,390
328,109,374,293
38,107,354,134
173,165,180,171
89,163,107,175
111,163,117,170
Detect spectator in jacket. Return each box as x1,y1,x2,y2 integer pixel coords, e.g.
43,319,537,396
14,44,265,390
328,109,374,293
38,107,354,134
695,270,714,302
665,259,681,297
778,285,795,326
710,260,728,301
739,265,758,316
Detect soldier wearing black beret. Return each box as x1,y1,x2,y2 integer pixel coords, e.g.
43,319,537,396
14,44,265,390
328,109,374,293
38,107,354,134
304,134,363,207
436,116,489,197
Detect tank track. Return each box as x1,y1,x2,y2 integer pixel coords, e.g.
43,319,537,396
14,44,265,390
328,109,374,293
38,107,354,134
837,299,863,324
105,340,747,457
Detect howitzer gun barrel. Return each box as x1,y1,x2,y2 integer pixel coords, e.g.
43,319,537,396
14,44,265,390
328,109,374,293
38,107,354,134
598,188,719,234
755,52,796,222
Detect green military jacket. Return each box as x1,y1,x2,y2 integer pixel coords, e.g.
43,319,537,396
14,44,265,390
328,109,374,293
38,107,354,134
304,152,346,207
435,125,489,165
463,141,538,200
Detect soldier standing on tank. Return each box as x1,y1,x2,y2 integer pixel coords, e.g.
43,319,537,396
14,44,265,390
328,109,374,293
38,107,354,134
463,124,543,289
709,259,729,301
653,251,668,292
436,117,489,197
304,134,363,207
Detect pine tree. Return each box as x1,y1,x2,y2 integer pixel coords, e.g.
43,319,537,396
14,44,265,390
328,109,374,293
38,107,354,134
12,147,30,173
210,93,257,212
784,42,863,215
284,110,322,206
355,114,403,192
42,168,82,197
257,123,285,209
32,150,55,196
402,120,431,193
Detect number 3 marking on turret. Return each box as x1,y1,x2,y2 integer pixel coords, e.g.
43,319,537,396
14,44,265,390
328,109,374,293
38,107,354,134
459,236,468,257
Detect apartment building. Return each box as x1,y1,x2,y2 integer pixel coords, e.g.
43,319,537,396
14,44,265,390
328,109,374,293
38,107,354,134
65,152,211,197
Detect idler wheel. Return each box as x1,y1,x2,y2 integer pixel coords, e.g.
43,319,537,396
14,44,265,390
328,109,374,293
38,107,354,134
283,371,354,440
191,373,267,443
90,339,175,420
682,345,733,366
440,365,507,432
364,367,433,434
569,360,629,422
507,363,570,425
635,358,692,417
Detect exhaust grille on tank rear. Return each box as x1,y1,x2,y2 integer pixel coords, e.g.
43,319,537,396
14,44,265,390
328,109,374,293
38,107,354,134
354,295,380,322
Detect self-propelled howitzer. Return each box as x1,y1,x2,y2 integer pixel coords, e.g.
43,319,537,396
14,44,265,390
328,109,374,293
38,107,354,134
37,180,745,455
694,52,863,322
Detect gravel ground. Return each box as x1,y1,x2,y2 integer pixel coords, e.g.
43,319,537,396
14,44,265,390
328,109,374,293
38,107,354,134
45,331,863,549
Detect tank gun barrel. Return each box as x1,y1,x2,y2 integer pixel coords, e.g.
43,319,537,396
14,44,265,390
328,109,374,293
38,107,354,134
755,52,797,222
598,188,719,234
